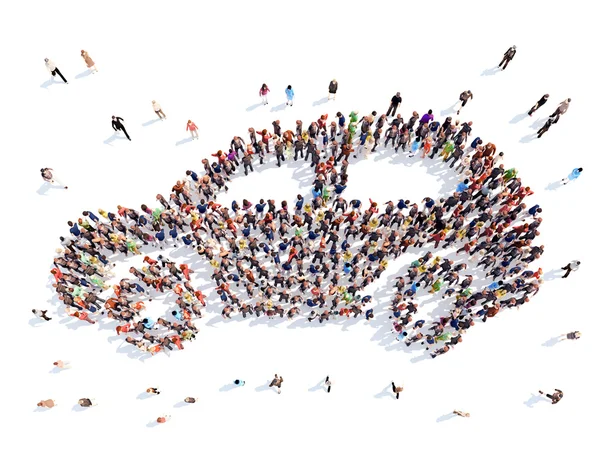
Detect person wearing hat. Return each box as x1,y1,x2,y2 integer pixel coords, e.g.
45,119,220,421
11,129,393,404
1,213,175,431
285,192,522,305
498,45,517,70
386,92,402,117
44,58,68,83
328,79,338,100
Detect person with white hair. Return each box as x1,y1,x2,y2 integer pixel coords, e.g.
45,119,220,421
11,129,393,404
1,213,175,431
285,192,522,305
152,100,166,120
44,58,68,83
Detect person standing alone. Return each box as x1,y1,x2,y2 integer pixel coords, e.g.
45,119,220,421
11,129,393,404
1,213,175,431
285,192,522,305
186,120,199,139
112,116,131,140
386,92,402,117
457,90,473,115
285,85,295,106
44,58,68,84
498,45,517,70
562,168,582,185
80,50,98,73
259,83,270,105
152,100,166,120
528,94,549,116
328,79,338,100
561,260,580,278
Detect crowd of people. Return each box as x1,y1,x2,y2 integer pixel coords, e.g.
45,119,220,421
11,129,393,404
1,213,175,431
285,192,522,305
45,91,553,361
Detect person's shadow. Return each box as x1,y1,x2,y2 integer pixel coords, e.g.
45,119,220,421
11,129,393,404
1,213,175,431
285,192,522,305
28,317,45,327
509,113,528,124
524,393,545,408
373,383,396,399
542,336,561,347
175,137,194,146
246,103,262,112
75,69,93,79
436,412,457,422
440,102,458,117
545,180,562,191
104,133,127,146
136,391,154,400
142,118,161,127
481,66,500,76
308,377,327,393
270,103,286,113
543,268,563,281
519,134,537,144
40,78,59,89
255,381,273,393
312,97,328,107
146,420,161,428
219,383,237,392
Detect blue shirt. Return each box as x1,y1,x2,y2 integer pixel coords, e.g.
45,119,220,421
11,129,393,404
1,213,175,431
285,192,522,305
295,198,304,210
285,88,294,100
188,170,199,181
338,115,346,127
568,168,581,180
334,184,346,194
457,182,469,193
488,281,501,290
255,203,266,212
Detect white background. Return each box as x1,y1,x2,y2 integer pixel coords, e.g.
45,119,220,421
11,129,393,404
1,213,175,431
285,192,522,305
1,1,598,448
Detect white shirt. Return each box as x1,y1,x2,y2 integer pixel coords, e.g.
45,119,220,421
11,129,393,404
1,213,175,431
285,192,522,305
45,59,56,72
153,102,162,112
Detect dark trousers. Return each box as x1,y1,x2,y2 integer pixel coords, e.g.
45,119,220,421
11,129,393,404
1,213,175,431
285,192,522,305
498,56,512,70
115,125,131,140
561,266,571,278
243,163,253,175
391,382,400,399
52,68,67,83
386,104,398,117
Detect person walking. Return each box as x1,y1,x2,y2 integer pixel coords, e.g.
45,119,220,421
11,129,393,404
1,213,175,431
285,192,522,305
184,397,198,403
561,260,580,278
152,100,166,120
40,168,68,189
325,376,332,393
78,398,97,408
32,309,52,321
391,381,403,399
259,83,270,105
457,90,473,115
53,360,71,369
44,58,68,84
538,389,563,404
498,45,517,70
537,114,559,138
328,79,338,100
559,331,581,341
156,414,171,423
112,116,131,141
453,410,470,417
80,50,98,73
269,374,284,394
186,120,199,139
234,379,245,386
285,85,295,106
146,387,160,395
386,92,402,117
37,399,57,409
528,94,549,116
550,98,571,118
562,168,582,184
